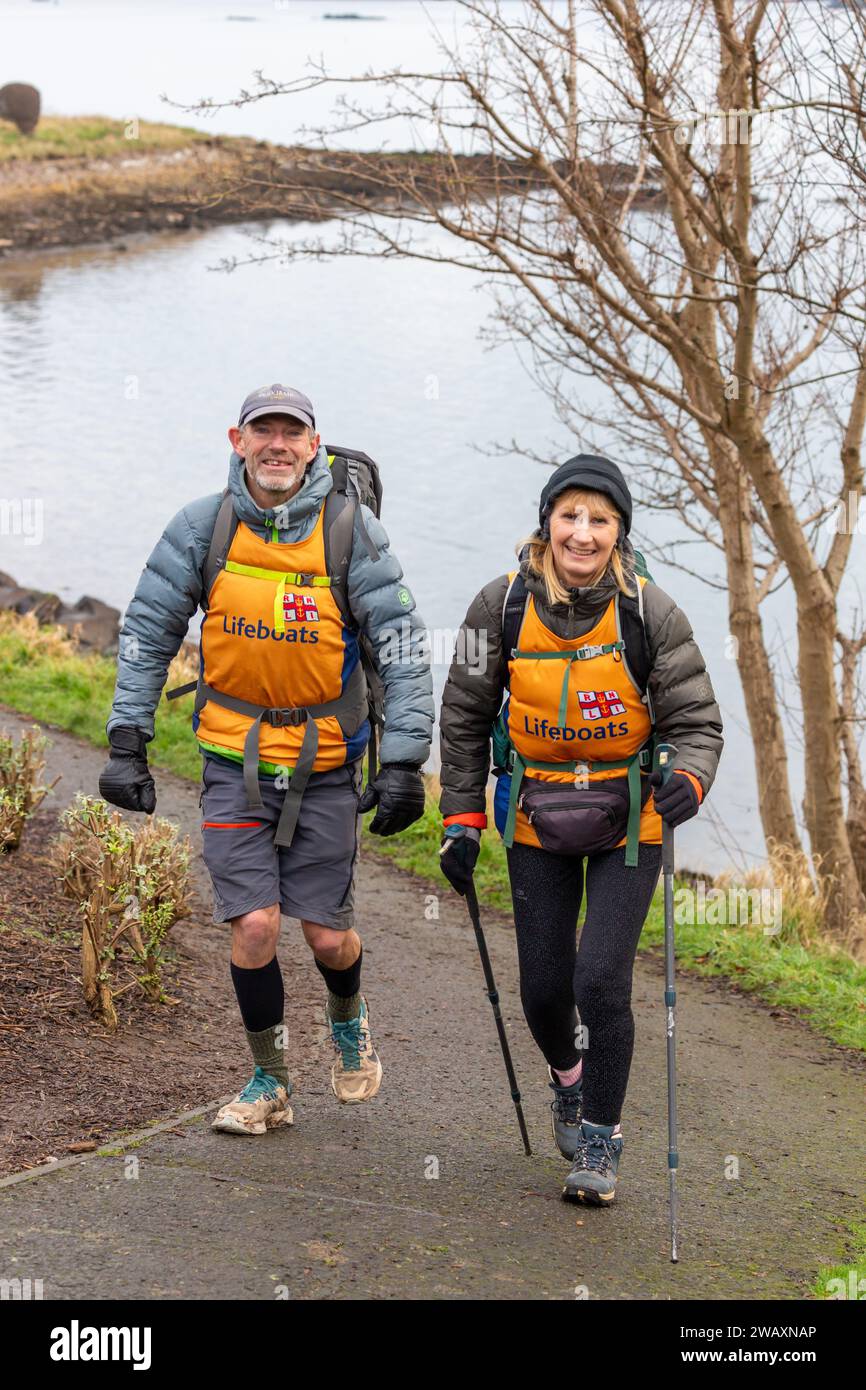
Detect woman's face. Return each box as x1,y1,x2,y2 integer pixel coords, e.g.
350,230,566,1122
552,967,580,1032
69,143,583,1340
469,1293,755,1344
549,493,620,588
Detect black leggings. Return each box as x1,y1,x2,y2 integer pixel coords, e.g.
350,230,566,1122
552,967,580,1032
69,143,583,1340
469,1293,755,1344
506,841,662,1126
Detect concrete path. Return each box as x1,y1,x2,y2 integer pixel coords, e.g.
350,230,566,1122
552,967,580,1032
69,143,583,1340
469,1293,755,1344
1,707,863,1300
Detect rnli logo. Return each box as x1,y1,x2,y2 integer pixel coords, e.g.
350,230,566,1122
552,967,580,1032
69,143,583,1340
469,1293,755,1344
283,592,319,623
578,689,626,720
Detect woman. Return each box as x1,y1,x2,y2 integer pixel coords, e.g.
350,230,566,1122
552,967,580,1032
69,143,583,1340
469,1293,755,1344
438,455,723,1206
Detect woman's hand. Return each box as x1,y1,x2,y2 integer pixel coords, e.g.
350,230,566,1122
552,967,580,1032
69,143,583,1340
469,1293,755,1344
439,824,481,895
649,769,702,827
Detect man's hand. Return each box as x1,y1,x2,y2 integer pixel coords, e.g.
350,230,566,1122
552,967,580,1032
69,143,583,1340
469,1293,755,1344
358,763,425,835
439,824,481,896
649,768,700,827
98,726,156,814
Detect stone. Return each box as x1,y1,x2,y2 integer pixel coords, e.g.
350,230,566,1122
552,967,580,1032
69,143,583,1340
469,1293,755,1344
56,594,121,654
0,571,121,654
0,83,41,136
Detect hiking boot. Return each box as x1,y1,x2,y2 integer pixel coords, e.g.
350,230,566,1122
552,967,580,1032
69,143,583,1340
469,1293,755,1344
328,996,382,1103
548,1065,583,1160
561,1120,623,1205
212,1066,294,1136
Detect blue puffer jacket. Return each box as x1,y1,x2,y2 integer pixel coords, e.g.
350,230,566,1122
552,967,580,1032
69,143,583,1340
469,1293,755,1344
106,448,434,768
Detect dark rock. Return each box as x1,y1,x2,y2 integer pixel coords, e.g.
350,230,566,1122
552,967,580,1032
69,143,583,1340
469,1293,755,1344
0,570,61,623
56,594,121,654
0,571,121,654
0,83,41,136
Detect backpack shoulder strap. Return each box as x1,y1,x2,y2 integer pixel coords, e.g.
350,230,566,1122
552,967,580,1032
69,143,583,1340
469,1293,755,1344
322,488,355,625
165,488,235,702
502,571,530,669
326,448,380,561
322,461,385,776
617,577,653,713
201,489,237,613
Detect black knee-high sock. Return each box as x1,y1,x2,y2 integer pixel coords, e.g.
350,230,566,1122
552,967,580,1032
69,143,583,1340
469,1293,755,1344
230,955,284,1032
315,947,362,1021
230,956,288,1086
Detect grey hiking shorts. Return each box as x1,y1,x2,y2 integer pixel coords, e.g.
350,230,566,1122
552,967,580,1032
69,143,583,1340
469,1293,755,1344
199,753,363,929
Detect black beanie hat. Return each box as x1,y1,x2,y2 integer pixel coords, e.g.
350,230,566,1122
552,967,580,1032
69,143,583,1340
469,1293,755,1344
539,455,633,534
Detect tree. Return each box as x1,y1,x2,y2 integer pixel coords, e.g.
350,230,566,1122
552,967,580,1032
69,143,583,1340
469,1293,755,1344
185,0,866,946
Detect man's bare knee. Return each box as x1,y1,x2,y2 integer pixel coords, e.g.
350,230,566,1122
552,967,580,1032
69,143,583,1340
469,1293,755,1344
302,922,357,965
231,904,281,966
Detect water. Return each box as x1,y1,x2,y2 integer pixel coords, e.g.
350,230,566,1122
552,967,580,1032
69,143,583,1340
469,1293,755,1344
1,0,844,155
0,0,495,149
2,0,858,874
0,217,803,874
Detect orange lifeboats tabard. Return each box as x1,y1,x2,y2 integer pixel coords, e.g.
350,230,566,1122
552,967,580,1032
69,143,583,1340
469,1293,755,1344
503,576,661,854
194,506,369,773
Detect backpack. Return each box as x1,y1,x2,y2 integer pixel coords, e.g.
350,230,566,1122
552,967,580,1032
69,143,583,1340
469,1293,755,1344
168,448,386,775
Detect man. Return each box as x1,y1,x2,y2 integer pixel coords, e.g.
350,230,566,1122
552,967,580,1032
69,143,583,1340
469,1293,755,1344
99,384,433,1134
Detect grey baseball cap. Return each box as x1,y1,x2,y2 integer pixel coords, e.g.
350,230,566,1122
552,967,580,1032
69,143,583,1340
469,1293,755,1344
238,383,315,430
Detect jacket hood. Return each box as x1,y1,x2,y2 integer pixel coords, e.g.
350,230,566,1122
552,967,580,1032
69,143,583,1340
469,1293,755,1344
519,531,638,621
227,446,333,530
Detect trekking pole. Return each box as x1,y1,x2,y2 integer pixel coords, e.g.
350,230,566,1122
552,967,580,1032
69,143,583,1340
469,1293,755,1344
655,741,680,1262
464,882,532,1156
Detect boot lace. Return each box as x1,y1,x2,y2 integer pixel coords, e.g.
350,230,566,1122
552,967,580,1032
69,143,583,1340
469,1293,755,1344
572,1133,616,1175
238,1066,281,1103
330,1013,366,1072
550,1088,582,1125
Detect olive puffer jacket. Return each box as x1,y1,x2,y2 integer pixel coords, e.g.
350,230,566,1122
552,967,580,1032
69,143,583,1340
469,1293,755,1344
439,553,723,820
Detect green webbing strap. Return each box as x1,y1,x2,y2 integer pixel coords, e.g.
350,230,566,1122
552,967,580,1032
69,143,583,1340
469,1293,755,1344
502,742,653,866
511,643,626,729
503,748,527,849
502,634,648,864
624,753,642,867
195,663,367,847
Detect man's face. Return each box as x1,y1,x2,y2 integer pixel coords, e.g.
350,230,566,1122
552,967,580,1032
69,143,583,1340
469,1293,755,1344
228,414,320,502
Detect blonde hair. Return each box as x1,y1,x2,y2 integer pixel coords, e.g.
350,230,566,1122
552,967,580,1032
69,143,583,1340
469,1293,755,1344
519,487,635,605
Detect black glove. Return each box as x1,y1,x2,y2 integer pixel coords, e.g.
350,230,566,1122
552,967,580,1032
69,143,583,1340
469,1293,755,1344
98,726,156,814
439,824,481,895
358,763,426,836
649,769,700,827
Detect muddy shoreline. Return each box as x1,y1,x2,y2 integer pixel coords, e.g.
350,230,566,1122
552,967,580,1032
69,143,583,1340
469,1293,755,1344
0,127,661,256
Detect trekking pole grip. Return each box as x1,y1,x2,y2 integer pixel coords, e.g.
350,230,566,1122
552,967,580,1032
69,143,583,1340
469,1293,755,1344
654,742,678,875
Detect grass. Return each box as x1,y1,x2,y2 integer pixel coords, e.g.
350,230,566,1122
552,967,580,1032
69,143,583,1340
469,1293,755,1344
370,788,517,915
0,116,216,163
0,612,202,781
371,779,866,1050
814,1214,866,1301
1,611,865,1056
2,612,864,1294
